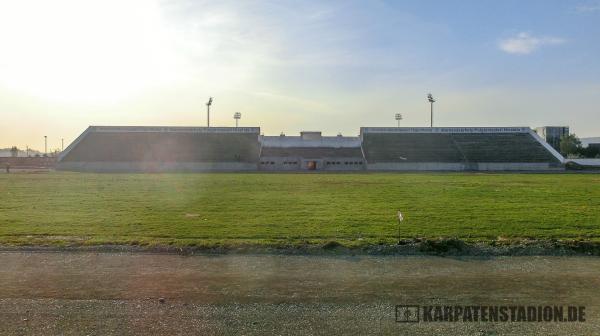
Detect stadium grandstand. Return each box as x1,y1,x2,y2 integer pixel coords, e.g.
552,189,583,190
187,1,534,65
361,127,563,171
57,126,261,172
57,126,565,172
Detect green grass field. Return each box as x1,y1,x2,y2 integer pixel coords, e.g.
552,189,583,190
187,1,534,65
1,172,600,247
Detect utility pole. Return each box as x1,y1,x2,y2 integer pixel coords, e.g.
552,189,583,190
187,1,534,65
206,97,213,127
427,93,435,127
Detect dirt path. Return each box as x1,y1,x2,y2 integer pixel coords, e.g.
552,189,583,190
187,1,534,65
1,252,599,335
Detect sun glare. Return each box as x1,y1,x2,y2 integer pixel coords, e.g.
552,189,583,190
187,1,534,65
0,0,183,103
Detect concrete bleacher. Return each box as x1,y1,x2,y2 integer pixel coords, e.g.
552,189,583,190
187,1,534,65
361,127,564,171
452,133,558,163
361,133,463,163
58,126,261,172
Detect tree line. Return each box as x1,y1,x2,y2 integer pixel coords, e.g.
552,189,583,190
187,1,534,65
559,134,600,158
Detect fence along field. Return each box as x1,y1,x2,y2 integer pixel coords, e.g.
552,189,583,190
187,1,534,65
0,172,599,247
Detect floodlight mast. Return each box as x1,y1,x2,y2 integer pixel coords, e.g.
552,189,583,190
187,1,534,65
427,93,436,127
233,112,241,127
206,97,213,127
395,113,403,127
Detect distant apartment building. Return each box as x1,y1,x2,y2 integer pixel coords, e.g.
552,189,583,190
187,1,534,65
535,126,569,152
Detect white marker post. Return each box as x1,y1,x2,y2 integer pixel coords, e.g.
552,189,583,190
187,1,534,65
397,211,404,245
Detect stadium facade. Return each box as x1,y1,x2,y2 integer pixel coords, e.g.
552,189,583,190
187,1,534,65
57,125,565,172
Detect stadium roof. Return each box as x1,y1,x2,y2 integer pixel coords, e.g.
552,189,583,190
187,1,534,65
84,126,260,133
360,127,531,134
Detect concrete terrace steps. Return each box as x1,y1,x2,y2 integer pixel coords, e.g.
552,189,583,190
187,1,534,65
362,133,561,164
61,132,260,163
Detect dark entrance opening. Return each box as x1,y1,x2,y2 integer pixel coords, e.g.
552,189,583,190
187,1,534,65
307,161,317,170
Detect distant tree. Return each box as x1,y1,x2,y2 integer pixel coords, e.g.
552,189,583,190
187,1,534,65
578,145,600,159
10,146,18,157
559,134,582,156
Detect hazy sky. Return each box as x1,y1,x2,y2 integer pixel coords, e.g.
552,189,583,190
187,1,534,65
1,0,599,150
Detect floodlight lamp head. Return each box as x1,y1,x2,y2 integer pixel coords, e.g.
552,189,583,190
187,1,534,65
234,112,241,119
427,93,435,103
207,97,213,106
395,113,403,120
